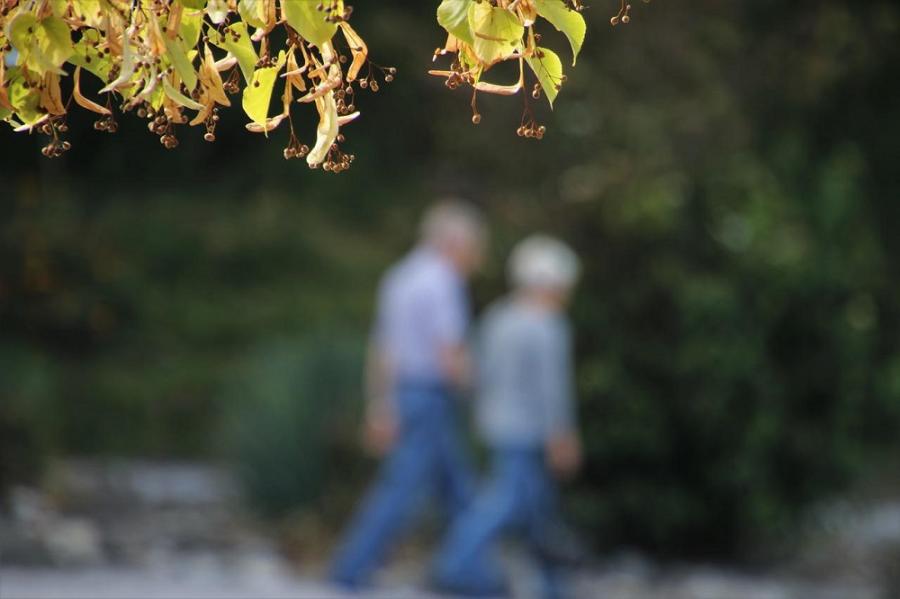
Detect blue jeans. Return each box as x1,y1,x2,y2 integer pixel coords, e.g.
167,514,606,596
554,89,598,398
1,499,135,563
433,447,567,599
330,383,473,588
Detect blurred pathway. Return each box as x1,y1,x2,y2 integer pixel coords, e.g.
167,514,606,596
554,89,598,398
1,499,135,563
0,560,883,599
0,459,892,599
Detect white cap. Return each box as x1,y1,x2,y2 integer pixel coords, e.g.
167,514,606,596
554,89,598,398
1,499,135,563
509,234,581,290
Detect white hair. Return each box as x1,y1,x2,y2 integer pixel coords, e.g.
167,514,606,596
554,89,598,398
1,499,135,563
509,234,581,290
420,199,485,248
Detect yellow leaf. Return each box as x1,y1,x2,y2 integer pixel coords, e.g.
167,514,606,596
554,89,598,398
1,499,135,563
467,3,523,65
283,0,338,47
241,50,286,130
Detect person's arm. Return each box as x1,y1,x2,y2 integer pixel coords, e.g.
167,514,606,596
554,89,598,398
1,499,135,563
433,277,473,389
363,338,397,455
362,281,398,455
538,319,582,478
439,343,472,389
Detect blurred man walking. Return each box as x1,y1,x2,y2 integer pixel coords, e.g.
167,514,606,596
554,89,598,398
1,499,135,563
433,235,582,599
330,200,486,589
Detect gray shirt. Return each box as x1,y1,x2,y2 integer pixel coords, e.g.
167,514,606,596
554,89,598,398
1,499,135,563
476,298,576,447
373,246,469,384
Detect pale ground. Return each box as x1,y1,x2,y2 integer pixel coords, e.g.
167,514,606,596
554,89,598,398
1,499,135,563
0,557,884,599
1,460,894,599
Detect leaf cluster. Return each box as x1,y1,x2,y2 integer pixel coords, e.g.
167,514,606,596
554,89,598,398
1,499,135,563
0,0,388,170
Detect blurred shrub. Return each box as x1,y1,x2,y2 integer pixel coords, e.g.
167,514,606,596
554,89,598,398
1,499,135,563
562,136,899,560
219,336,367,518
0,344,60,499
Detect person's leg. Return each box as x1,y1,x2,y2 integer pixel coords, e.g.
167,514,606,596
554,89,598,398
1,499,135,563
523,460,570,599
432,451,525,596
434,398,474,519
329,391,440,589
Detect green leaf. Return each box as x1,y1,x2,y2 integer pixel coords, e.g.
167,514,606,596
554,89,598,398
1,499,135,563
238,0,268,30
6,67,44,125
8,14,75,74
534,0,586,65
525,46,564,108
467,2,523,65
49,0,69,17
6,12,37,51
149,84,165,111
68,29,112,81
73,0,104,28
437,0,474,45
283,0,338,47
242,50,286,126
178,0,207,9
38,16,75,71
164,37,198,92
162,78,205,110
211,22,259,84
179,9,204,48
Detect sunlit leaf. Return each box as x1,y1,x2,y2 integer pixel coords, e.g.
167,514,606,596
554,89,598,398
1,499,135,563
534,0,586,65
211,22,259,84
179,9,204,48
467,2,523,65
525,46,563,107
6,67,45,126
8,14,75,74
164,37,198,91
74,0,104,28
242,50,286,129
163,77,204,110
68,29,112,81
437,0,474,45
0,60,14,113
283,0,338,48
238,0,268,30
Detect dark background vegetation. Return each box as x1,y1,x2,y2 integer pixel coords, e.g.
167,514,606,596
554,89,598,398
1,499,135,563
2,0,899,560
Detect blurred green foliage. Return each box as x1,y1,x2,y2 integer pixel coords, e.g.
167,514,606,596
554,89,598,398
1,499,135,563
219,336,366,518
1,0,899,557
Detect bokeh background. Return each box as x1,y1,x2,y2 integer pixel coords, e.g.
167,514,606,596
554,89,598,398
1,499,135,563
2,1,900,596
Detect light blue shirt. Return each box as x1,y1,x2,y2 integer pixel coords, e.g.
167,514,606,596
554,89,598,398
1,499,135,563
476,298,576,447
373,246,469,384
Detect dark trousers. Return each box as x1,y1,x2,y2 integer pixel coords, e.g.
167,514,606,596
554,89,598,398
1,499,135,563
330,383,473,588
433,447,567,599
